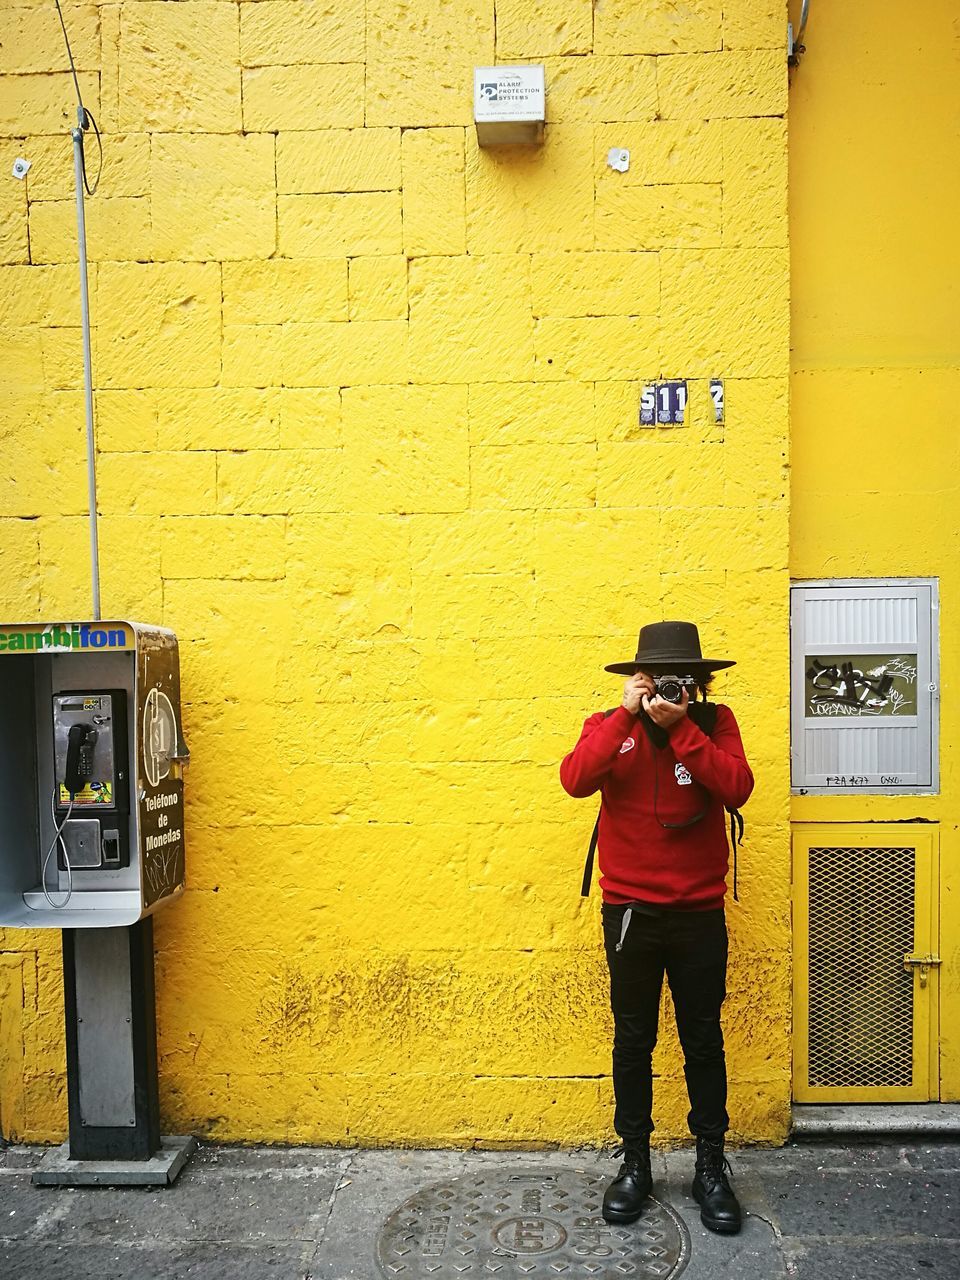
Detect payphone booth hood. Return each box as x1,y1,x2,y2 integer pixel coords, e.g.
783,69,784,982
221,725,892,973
0,620,189,928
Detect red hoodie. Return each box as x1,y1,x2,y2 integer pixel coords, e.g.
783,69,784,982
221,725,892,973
560,704,754,908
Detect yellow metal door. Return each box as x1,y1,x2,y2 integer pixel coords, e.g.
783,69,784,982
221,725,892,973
793,824,939,1103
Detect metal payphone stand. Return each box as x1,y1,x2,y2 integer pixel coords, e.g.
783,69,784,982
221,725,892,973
57,918,195,1185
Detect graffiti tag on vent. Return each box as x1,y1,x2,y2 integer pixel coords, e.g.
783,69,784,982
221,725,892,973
805,654,917,716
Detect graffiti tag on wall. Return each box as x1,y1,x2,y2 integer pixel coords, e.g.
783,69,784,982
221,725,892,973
805,653,917,717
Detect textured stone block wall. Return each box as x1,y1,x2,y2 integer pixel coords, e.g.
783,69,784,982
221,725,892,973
0,1,790,1145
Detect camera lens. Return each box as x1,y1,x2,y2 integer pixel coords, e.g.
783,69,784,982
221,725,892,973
657,678,683,704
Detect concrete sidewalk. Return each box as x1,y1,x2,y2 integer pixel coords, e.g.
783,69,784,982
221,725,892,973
1,1139,958,1279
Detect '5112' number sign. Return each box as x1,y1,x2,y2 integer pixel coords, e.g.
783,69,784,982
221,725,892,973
640,379,725,426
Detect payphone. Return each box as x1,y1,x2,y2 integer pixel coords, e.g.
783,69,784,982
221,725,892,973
0,620,187,928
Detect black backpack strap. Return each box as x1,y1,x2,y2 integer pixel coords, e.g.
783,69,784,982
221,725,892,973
581,813,600,897
688,700,718,735
728,807,744,902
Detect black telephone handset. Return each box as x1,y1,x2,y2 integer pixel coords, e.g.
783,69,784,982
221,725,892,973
64,723,97,797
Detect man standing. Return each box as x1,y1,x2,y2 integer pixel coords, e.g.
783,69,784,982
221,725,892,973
560,621,754,1235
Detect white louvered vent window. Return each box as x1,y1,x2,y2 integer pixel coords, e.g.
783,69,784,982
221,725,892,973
790,580,940,795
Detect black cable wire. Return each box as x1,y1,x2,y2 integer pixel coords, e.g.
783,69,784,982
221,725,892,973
53,0,103,196
80,109,103,196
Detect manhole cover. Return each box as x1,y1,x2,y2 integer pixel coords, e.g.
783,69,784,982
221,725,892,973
377,1167,690,1278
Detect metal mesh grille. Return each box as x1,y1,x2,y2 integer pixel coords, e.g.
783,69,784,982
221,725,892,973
807,846,915,1088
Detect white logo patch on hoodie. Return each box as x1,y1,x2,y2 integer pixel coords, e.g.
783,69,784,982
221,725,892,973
619,737,636,754
675,762,693,786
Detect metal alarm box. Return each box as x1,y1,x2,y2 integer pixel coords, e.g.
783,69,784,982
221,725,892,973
0,620,188,927
474,64,545,146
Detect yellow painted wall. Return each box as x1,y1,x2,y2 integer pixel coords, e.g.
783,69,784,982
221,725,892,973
789,2,960,1095
0,2,791,1146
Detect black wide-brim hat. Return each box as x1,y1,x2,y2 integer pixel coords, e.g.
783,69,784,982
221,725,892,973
604,620,736,676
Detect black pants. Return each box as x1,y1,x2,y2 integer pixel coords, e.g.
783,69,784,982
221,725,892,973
602,902,729,1143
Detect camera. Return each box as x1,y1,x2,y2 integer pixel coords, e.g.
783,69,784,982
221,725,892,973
653,674,698,704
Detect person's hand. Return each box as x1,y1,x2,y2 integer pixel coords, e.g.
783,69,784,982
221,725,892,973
622,672,655,715
642,685,689,729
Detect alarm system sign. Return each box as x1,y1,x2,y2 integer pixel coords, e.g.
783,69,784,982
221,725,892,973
474,65,545,121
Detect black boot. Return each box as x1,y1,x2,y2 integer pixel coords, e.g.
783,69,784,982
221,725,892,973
602,1142,653,1224
691,1136,741,1234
